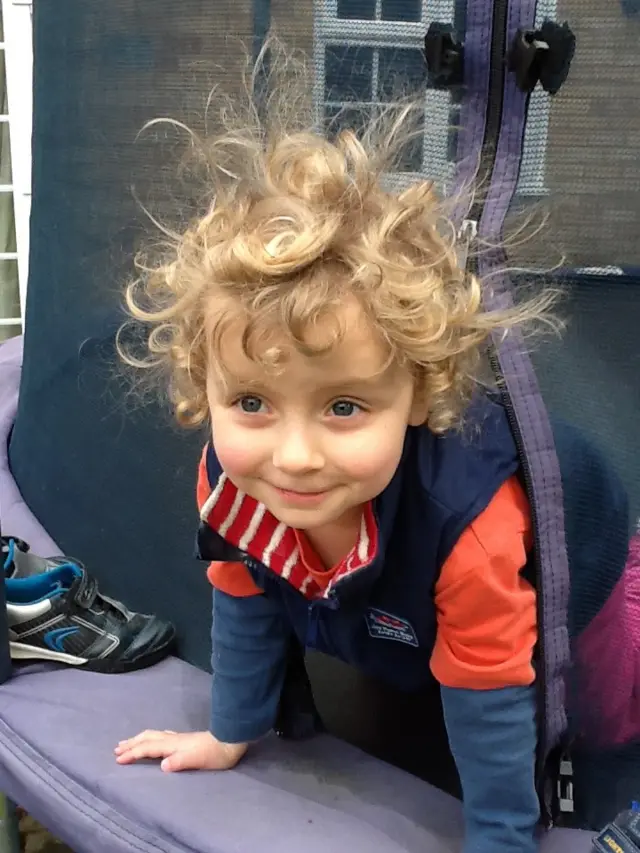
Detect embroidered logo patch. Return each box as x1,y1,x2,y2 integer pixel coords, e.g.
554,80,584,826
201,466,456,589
365,608,418,647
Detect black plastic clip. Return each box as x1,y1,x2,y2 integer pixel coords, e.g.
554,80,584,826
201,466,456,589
424,22,464,90
507,19,576,95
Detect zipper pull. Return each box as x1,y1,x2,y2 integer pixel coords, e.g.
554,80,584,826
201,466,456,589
457,218,478,272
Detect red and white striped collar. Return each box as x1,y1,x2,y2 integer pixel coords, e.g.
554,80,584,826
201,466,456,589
199,472,378,600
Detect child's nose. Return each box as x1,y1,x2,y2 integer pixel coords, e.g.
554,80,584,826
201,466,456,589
272,427,324,473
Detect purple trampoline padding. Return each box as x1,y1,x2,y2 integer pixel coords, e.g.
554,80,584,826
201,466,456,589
0,337,595,852
0,661,594,853
0,335,59,556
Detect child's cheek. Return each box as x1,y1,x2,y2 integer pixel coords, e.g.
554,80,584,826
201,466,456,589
212,432,258,480
335,439,404,486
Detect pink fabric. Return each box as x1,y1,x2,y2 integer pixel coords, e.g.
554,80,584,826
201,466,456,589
574,528,640,746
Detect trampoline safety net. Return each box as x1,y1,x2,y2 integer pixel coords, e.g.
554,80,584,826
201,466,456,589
3,0,640,837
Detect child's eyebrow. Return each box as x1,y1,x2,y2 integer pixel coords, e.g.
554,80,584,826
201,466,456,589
216,376,268,393
220,373,393,395
315,372,395,392
223,374,387,389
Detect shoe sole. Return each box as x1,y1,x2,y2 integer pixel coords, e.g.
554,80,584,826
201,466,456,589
10,635,176,673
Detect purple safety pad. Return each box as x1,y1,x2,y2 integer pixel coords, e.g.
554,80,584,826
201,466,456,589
0,337,595,852
0,661,595,853
0,335,59,555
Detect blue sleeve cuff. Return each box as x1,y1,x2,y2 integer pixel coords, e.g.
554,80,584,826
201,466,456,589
441,683,540,853
210,587,288,744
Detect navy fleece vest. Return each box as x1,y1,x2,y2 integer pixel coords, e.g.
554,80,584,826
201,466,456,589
197,396,520,691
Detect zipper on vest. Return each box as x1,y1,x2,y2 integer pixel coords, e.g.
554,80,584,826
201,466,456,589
306,603,320,648
243,555,339,619
462,0,556,828
306,589,341,648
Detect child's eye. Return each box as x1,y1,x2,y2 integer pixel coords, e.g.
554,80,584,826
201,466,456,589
330,400,362,418
236,395,265,414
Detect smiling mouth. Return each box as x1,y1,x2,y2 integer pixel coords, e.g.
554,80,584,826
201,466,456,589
271,485,332,503
273,487,328,496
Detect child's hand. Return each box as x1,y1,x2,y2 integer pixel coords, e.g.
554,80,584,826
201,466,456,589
114,729,248,772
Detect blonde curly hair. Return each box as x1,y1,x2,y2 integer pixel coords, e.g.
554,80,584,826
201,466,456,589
120,43,556,434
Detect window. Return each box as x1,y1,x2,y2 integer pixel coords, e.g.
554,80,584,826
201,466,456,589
314,0,465,191
314,0,553,196
0,0,33,339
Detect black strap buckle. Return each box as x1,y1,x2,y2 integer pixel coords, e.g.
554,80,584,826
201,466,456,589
541,743,575,827
424,22,464,90
556,753,575,816
507,19,576,95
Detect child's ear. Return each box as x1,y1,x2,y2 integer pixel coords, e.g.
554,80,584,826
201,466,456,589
408,385,429,426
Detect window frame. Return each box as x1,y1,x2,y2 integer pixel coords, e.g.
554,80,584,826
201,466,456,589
1,0,33,330
314,0,461,191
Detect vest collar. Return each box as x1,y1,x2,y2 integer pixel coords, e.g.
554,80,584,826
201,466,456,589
199,473,380,600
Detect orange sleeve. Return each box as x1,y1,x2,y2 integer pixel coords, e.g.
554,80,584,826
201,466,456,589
206,561,263,597
430,475,536,690
197,444,262,597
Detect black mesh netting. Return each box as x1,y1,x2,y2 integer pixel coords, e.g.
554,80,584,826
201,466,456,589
516,4,640,823
6,0,640,831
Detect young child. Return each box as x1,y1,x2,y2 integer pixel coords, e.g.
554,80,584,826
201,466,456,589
113,71,558,853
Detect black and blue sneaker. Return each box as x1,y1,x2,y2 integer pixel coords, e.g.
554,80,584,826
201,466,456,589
4,547,176,673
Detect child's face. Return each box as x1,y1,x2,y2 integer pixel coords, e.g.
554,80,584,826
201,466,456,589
207,299,426,534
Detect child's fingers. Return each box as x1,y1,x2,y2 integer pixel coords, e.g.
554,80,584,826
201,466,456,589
160,742,216,773
115,730,176,754
115,735,178,764
160,751,193,772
